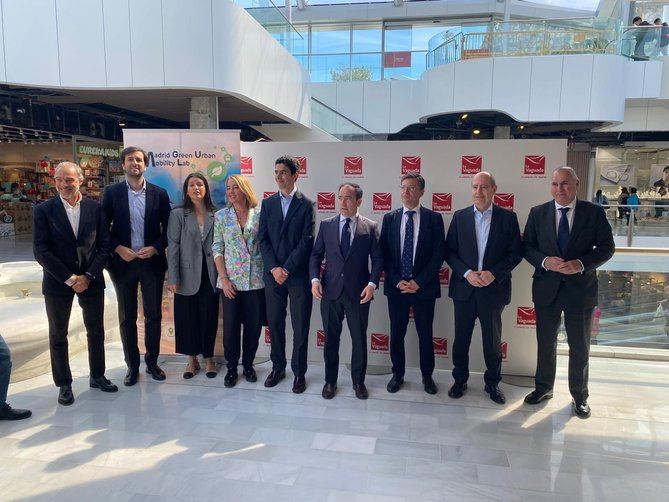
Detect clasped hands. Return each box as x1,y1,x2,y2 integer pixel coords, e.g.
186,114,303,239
466,271,495,288
70,275,90,293
398,280,420,294
312,281,375,304
544,256,582,275
116,245,157,262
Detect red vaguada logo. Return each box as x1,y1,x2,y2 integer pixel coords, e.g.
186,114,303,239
317,192,336,211
461,155,482,175
501,341,508,361
344,156,363,176
316,330,325,348
240,156,253,175
379,271,385,283
264,327,271,344
373,192,392,211
439,267,450,286
371,333,389,352
263,191,275,199
516,307,536,326
494,193,515,211
434,337,448,356
432,193,452,212
401,156,421,175
319,263,326,278
296,156,307,175
524,155,545,176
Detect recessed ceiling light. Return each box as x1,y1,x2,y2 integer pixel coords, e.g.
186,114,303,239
461,113,468,119
473,129,480,135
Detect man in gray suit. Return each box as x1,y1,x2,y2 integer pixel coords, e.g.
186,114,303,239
309,183,383,400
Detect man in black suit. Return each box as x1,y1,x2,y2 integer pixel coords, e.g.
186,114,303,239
33,162,118,405
102,147,171,386
380,173,445,395
523,167,615,419
444,172,522,404
258,156,315,393
309,183,383,400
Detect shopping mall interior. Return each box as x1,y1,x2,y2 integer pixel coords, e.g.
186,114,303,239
1,0,669,500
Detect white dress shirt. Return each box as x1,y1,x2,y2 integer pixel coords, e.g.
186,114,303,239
399,205,421,265
60,192,81,286
464,204,492,278
280,186,297,218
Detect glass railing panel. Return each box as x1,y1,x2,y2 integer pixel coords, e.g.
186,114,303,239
620,25,666,60
232,0,304,53
311,98,372,138
604,204,669,248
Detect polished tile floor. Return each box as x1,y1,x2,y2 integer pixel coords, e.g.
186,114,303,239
2,343,669,501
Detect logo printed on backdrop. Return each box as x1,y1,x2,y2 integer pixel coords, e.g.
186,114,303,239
523,155,546,177
344,156,363,176
319,263,326,278
264,327,271,345
493,193,515,211
432,193,452,213
461,155,482,176
501,341,508,361
516,307,537,327
379,271,385,284
240,156,253,175
373,192,392,212
439,267,450,286
263,191,275,199
316,330,325,349
401,156,421,175
434,337,448,357
317,192,336,212
296,156,307,176
371,333,389,353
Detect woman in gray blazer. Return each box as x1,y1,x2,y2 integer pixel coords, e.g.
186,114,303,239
167,173,219,379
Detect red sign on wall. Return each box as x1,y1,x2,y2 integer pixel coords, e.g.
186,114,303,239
344,156,363,176
371,333,389,352
516,307,537,326
317,192,336,211
524,155,546,176
432,193,452,212
434,337,448,357
384,52,412,68
501,341,508,361
461,155,482,175
263,191,275,199
264,327,271,345
296,156,307,175
317,330,325,348
439,267,450,286
494,193,515,211
240,156,253,175
373,192,392,211
401,156,421,174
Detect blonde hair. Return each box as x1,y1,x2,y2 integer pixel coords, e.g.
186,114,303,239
227,174,258,208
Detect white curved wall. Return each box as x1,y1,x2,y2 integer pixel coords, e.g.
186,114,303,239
0,0,310,126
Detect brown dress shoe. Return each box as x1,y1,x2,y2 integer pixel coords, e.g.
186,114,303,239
353,383,368,400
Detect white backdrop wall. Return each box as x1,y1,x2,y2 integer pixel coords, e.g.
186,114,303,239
240,139,567,377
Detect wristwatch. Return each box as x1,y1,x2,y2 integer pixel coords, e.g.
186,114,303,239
84,272,96,281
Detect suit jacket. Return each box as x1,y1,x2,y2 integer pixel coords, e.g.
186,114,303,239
258,190,315,285
309,214,383,301
166,207,216,296
380,206,445,299
102,180,171,280
445,204,523,307
33,196,111,296
523,199,615,308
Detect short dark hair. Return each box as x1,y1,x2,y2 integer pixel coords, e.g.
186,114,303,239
401,172,425,190
663,165,669,173
275,155,299,175
182,172,216,212
633,16,642,23
338,182,363,200
654,18,662,24
630,187,638,193
121,146,148,165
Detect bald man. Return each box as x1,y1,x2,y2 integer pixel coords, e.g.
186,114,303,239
445,172,522,404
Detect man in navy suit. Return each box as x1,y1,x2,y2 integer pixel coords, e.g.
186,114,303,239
445,172,522,404
523,167,614,419
102,147,171,386
309,183,383,400
258,156,315,393
34,162,118,405
380,173,445,395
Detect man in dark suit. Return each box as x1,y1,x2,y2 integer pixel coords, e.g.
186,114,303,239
523,166,615,419
380,172,445,395
102,147,171,386
445,172,522,404
33,162,118,405
258,156,315,393
309,183,383,400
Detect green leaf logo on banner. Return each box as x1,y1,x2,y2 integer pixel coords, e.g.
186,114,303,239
207,161,227,181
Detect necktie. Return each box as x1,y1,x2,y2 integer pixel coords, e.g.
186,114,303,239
401,210,415,279
557,207,570,256
340,217,351,257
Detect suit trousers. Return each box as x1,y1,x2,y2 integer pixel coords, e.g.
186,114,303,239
44,291,106,387
452,292,503,387
265,277,312,376
535,286,594,403
112,260,165,370
222,288,265,371
321,292,370,385
387,295,436,378
0,334,11,405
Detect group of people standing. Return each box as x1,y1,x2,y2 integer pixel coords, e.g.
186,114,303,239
0,149,615,423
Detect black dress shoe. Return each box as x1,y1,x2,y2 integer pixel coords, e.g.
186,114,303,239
224,370,238,388
423,376,438,395
0,403,32,421
353,383,369,400
90,376,119,393
146,365,166,381
484,384,506,404
448,382,467,399
573,400,591,419
243,367,257,383
524,389,553,405
58,385,74,406
264,369,286,388
292,375,306,394
322,383,337,400
386,374,404,393
124,368,139,387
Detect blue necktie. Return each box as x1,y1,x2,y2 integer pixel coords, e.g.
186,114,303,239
340,217,351,257
401,211,415,279
557,207,570,256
